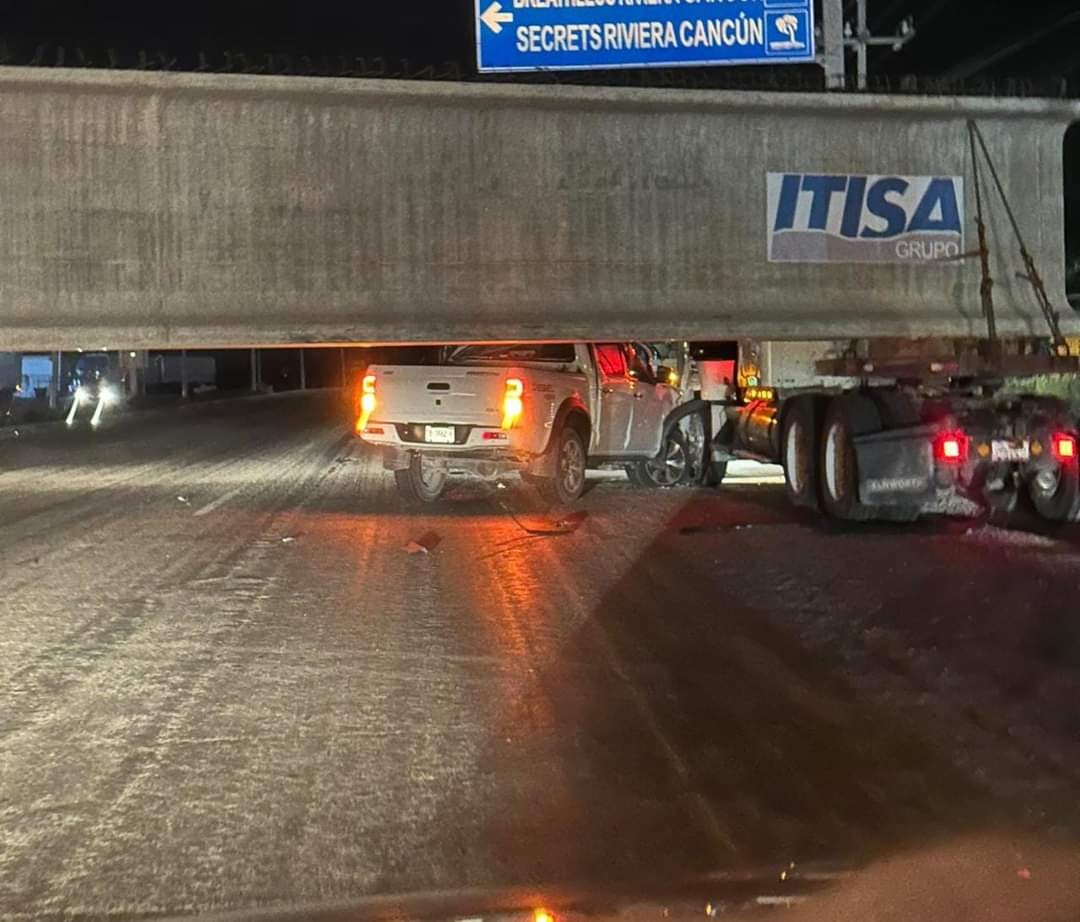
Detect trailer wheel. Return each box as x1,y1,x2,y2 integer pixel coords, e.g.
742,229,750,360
819,395,881,521
780,397,820,509
1027,463,1080,523
394,454,448,504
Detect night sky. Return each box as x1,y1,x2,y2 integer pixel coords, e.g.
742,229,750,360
1,1,1078,90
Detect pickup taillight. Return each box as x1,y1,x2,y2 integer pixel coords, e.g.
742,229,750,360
356,374,377,433
501,378,524,430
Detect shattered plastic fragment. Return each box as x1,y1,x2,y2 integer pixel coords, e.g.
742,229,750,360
405,531,442,555
553,510,589,533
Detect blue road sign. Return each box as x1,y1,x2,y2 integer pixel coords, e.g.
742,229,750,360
475,0,815,73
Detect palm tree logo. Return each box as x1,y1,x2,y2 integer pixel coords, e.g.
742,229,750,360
775,13,804,48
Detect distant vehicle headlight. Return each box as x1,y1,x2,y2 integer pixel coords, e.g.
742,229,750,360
74,386,90,404
98,384,119,405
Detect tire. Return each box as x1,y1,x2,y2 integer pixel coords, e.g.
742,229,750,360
394,454,448,504
704,461,729,487
682,411,710,485
534,426,587,505
818,395,881,521
1026,462,1080,523
634,428,691,488
781,397,820,510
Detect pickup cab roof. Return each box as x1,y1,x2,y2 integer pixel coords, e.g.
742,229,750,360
444,344,579,365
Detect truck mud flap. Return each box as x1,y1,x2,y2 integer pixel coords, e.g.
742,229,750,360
852,426,936,507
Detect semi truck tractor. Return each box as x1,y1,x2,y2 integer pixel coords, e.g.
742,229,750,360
703,336,1080,522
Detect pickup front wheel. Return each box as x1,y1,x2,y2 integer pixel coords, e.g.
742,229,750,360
631,428,691,488
534,426,587,505
394,454,448,504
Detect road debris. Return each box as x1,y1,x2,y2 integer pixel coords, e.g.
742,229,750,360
680,521,770,535
405,531,442,555
961,524,1060,549
552,510,589,533
494,496,589,536
177,495,190,505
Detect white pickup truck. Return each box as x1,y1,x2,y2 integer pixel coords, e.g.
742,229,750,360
356,343,683,503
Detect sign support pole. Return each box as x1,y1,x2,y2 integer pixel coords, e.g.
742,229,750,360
821,0,845,89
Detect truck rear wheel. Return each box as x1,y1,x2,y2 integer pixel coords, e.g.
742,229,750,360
534,426,587,505
781,397,820,509
1027,463,1080,523
394,454,448,504
819,395,881,521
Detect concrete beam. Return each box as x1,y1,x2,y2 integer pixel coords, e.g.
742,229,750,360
0,67,1075,349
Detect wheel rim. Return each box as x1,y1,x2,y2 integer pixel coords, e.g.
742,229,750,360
823,421,844,501
417,457,447,497
560,436,585,495
785,418,804,494
1032,467,1061,499
647,436,688,486
684,415,707,482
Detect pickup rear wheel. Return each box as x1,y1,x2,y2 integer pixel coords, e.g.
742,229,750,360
394,454,448,504
534,426,587,505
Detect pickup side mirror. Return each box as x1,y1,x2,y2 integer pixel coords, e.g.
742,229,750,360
656,365,679,387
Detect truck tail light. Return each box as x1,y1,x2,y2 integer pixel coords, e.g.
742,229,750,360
1052,432,1077,463
501,378,524,430
934,430,968,464
356,374,377,433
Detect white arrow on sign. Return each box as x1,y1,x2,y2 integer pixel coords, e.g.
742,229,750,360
480,1,514,34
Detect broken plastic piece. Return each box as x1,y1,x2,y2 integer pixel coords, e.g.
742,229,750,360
553,510,589,533
405,531,442,555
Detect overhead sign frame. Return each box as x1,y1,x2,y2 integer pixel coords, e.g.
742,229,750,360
474,0,816,74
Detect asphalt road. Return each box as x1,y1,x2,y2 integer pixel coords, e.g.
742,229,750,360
3,392,1080,920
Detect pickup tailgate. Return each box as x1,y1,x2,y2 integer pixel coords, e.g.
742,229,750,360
367,365,507,427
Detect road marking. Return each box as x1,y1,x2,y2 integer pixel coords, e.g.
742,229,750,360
193,487,243,517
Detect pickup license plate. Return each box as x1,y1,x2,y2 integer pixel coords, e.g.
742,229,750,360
424,425,456,444
991,439,1030,462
